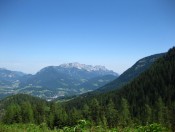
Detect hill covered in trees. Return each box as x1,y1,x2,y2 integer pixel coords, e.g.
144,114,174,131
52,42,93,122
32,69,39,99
65,47,175,130
0,47,174,131
96,53,164,93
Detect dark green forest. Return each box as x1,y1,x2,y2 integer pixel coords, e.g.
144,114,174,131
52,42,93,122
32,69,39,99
0,47,175,131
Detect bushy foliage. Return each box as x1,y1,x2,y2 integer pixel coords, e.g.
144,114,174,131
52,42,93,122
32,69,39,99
0,123,170,132
136,123,169,132
0,123,54,132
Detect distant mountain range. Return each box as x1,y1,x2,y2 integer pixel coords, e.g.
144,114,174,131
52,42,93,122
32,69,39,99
0,52,165,101
56,53,165,101
0,63,118,100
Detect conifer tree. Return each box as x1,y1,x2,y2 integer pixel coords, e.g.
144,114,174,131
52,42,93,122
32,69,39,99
89,98,101,125
144,104,152,124
106,99,118,128
119,98,131,127
21,102,34,123
156,97,164,124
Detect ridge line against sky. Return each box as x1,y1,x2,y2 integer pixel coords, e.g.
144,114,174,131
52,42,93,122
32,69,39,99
0,0,175,74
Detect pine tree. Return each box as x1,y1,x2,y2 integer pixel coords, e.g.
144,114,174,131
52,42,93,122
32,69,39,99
101,111,107,129
3,104,22,124
89,98,101,125
163,106,171,128
106,99,118,128
144,104,152,124
156,97,164,124
69,107,82,125
119,98,131,127
82,104,90,119
21,102,34,123
47,113,54,129
33,101,46,124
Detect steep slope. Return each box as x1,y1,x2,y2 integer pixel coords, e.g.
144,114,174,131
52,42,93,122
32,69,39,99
65,47,175,128
96,53,164,92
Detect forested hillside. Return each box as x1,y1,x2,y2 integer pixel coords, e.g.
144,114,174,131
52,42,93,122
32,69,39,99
65,47,175,130
0,47,174,131
96,53,164,92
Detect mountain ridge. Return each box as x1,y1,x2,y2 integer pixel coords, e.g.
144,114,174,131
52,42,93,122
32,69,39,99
0,63,118,100
53,53,165,102
38,62,118,76
95,53,165,93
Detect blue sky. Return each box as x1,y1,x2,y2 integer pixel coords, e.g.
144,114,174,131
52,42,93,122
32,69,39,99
0,0,175,74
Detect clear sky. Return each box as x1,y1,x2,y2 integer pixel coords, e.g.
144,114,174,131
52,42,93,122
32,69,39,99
0,0,175,74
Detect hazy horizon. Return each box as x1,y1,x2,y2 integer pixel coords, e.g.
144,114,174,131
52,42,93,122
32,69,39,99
0,52,167,75
0,0,175,74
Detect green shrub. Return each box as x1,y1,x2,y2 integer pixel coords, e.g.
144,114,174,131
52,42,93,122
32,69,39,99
137,123,168,132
